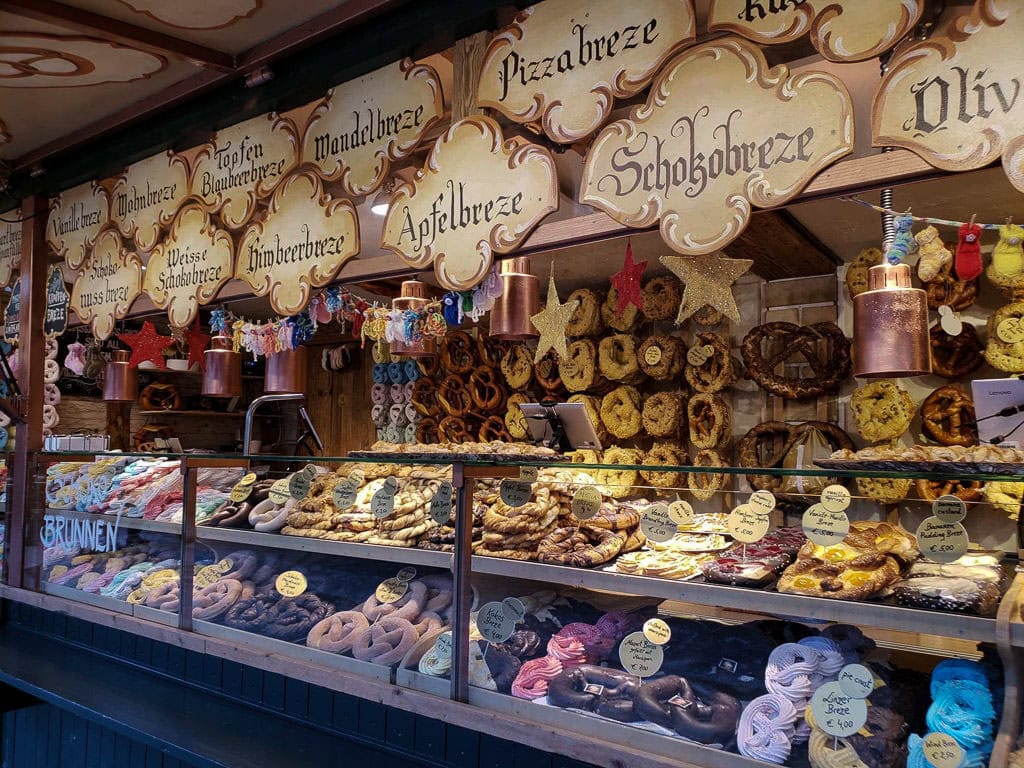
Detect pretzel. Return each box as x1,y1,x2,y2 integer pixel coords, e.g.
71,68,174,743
600,386,642,440
192,579,243,621
637,335,685,380
441,330,475,375
479,415,512,442
921,385,978,447
741,322,850,400
438,415,472,443
692,305,724,327
534,351,565,394
687,393,731,449
850,381,914,443
477,334,505,368
915,477,984,502
566,288,605,337
984,481,1024,519
640,442,688,488
595,447,641,499
642,391,684,437
548,665,641,721
306,610,370,654
634,677,741,745
601,286,639,332
985,301,1024,372
139,383,182,411
538,526,625,567
580,501,641,531
845,247,882,300
500,344,534,390
505,393,530,439
685,332,735,393
738,421,854,492
598,334,642,382
352,615,418,665
437,375,472,417
688,449,727,501
468,366,506,411
416,417,440,444
930,323,983,379
361,579,427,622
416,355,440,378
642,276,682,321
560,339,605,393
924,260,978,311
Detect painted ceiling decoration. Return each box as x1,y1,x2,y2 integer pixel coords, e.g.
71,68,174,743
115,0,263,30
0,33,166,88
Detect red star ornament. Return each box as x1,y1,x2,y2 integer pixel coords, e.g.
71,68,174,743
118,321,174,369
610,242,647,317
184,319,211,372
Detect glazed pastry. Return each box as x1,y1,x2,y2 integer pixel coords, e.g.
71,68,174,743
641,276,682,321
565,288,605,337
850,381,914,443
642,391,684,438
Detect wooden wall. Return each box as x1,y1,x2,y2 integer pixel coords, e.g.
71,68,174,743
304,341,376,457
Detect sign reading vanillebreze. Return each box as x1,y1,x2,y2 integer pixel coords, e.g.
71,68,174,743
581,37,853,256
47,180,109,272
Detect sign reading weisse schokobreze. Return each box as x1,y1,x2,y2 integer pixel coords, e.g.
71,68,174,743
70,227,142,340
47,180,109,272
581,37,853,256
476,0,697,143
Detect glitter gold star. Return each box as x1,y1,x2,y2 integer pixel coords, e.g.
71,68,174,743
531,275,579,363
660,253,753,325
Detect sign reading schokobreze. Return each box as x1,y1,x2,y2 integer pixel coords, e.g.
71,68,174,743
581,37,853,257
476,0,697,143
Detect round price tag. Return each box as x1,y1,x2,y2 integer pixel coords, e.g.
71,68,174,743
820,484,852,513
802,503,850,546
396,567,417,583
502,597,526,622
500,479,533,508
619,631,664,678
727,504,770,543
642,618,671,645
998,317,1024,343
938,306,964,337
643,345,663,366
194,565,221,588
238,472,257,486
932,495,967,524
275,570,307,597
430,481,454,525
640,503,675,543
375,577,407,604
519,466,539,482
476,601,516,643
916,516,969,564
687,344,714,367
216,558,233,574
809,681,868,738
268,478,291,505
837,664,874,699
230,481,254,503
749,490,777,515
571,486,602,520
922,732,964,768
288,471,312,501
333,480,358,510
371,477,398,519
668,499,695,526
433,631,453,661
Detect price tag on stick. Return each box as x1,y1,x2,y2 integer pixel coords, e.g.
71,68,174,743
803,503,850,546
571,486,602,520
430,481,454,525
500,479,533,508
916,516,969,564
371,477,398,518
640,503,675,543
476,601,516,643
922,732,964,768
619,631,664,680
810,681,867,739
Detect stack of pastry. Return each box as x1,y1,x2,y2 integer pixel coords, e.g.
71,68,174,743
473,483,560,561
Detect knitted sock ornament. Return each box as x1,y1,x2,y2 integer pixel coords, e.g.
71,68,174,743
955,222,983,281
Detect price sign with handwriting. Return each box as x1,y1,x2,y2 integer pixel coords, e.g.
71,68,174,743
430,481,453,525
803,503,850,546
619,631,664,678
810,681,867,738
640,503,675,543
916,516,969,564
275,570,308,597
500,479,533,508
571,486,602,520
476,601,516,643
371,477,399,518
727,504,770,543
333,479,358,510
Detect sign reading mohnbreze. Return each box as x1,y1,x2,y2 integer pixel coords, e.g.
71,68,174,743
111,152,189,252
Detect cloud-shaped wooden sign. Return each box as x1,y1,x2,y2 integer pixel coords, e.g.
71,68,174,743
0,218,21,289
70,227,142,340
235,169,359,316
111,151,189,252
476,0,696,143
709,0,924,62
873,0,1024,193
581,37,853,256
46,180,109,272
381,116,558,291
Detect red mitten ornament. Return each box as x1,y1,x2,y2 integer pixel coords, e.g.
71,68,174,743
955,222,983,281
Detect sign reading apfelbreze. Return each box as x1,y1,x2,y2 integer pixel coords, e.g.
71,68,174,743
302,59,444,197
873,0,1024,194
476,0,696,143
581,37,853,256
381,116,558,291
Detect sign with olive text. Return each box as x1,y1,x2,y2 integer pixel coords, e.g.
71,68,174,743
144,203,234,327
381,116,558,291
581,37,853,256
873,1,1024,194
709,0,924,63
3,278,19,342
69,227,142,339
45,266,69,338
47,180,109,271
477,0,697,143
191,112,298,229
111,152,189,251
0,218,20,288
235,169,359,315
302,58,444,196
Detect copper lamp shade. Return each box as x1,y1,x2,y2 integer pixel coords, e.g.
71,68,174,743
391,280,436,358
490,257,540,339
202,334,242,398
853,263,932,378
265,347,308,394
103,350,137,402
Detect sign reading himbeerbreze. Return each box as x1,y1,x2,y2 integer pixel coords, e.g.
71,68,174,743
47,180,109,272
111,151,189,252
873,0,1024,194
235,169,359,316
144,203,234,328
581,37,853,256
709,0,924,63
476,0,696,143
0,217,20,288
381,116,558,291
191,112,299,230
70,227,142,340
302,59,444,197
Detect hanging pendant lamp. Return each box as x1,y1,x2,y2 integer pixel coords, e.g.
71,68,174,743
202,334,242,398
265,347,308,394
391,280,436,357
853,263,931,377
490,257,540,340
103,349,137,402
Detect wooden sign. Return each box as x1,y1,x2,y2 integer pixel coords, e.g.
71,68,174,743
0,217,20,288
581,38,853,256
144,203,234,328
873,1,1024,194
191,112,299,229
70,227,142,340
46,180,109,272
45,266,70,338
235,169,359,315
111,151,190,252
476,0,697,143
381,116,558,291
4,278,20,343
709,0,924,62
302,59,444,197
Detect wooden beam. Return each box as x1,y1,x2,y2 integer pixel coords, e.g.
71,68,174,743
0,0,235,72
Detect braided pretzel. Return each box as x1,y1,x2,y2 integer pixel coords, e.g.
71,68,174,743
477,334,505,368
441,330,475,374
925,261,978,311
263,594,334,642
352,616,418,665
479,415,511,442
921,385,977,447
437,376,472,417
685,332,735,393
500,344,534,390
687,393,731,449
930,323,983,379
468,366,506,411
537,526,625,567
306,610,370,653
741,322,850,400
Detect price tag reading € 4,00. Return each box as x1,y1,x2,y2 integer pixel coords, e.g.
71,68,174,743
430,481,454,525
802,503,850,546
809,681,868,739
640,503,675,543
500,479,533,508
727,504,770,544
371,477,399,519
275,570,308,597
916,516,969,564
476,601,517,643
268,478,291,505
571,486,602,520
618,631,665,678
922,732,964,768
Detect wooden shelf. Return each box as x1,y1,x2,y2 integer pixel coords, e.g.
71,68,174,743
45,508,180,535
138,410,277,418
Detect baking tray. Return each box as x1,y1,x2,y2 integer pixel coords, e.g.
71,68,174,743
815,459,1024,475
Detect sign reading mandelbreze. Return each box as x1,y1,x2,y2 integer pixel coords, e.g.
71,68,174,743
47,180,109,272
235,169,359,316
302,59,444,197
476,0,697,143
111,151,190,252
381,116,558,291
70,227,142,340
581,37,853,256
873,0,1024,194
